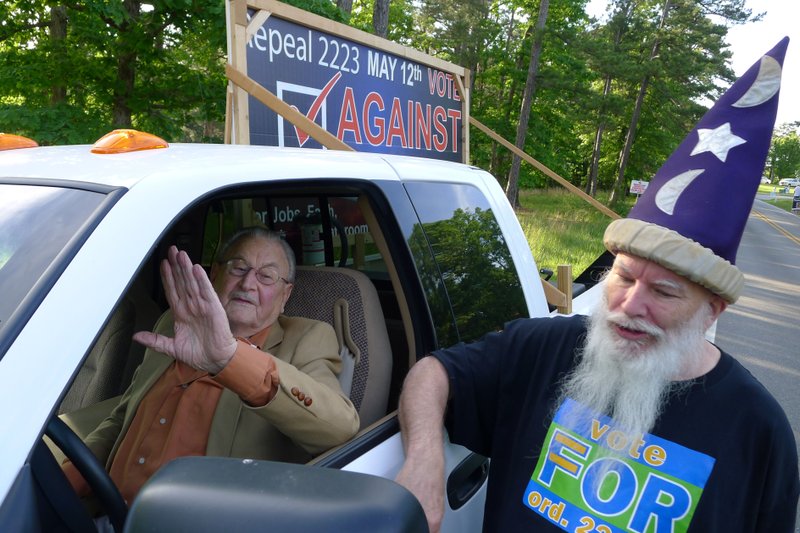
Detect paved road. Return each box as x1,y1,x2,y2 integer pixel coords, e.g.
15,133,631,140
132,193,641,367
714,198,800,528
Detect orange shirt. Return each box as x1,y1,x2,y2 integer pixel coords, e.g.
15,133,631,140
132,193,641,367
108,361,223,503
64,327,278,503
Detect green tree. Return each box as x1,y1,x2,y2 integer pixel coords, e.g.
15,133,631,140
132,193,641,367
0,0,766,208
463,0,597,193
0,1,227,144
605,0,754,206
583,0,646,197
348,0,415,42
505,0,549,208
769,124,800,180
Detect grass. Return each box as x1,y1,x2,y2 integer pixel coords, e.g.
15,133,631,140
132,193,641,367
516,188,634,281
758,183,797,212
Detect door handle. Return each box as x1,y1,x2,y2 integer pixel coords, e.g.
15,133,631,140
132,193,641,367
447,452,489,510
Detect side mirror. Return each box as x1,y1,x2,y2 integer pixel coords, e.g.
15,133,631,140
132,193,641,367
124,457,428,533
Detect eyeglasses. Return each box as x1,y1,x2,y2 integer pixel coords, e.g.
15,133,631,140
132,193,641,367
222,258,289,286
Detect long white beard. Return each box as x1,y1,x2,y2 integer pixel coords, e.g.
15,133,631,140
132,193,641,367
557,296,711,439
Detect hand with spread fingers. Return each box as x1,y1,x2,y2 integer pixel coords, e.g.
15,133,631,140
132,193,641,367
133,245,237,374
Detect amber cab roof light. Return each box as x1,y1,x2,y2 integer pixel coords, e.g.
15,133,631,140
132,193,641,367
0,133,39,151
91,129,169,154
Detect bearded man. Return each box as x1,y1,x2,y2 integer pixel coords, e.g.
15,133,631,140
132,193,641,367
396,37,799,533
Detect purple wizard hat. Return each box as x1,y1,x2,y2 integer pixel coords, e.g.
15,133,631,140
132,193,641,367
604,37,789,303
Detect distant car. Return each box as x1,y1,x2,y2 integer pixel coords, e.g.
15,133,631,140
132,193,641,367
760,176,771,184
777,178,799,187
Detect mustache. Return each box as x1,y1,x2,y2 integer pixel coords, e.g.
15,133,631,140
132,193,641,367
229,291,257,305
605,311,664,339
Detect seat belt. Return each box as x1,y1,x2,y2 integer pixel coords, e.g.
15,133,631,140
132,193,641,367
333,299,360,397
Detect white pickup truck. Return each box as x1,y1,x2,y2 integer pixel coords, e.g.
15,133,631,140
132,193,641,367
0,132,603,532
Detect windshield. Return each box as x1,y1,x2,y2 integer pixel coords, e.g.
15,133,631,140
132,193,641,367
0,183,107,340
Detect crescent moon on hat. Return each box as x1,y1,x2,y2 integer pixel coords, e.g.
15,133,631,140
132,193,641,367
655,169,705,215
732,55,782,108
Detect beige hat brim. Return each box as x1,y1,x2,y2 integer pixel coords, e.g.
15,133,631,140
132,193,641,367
603,218,744,303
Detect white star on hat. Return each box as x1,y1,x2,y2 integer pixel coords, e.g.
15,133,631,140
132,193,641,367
690,122,746,162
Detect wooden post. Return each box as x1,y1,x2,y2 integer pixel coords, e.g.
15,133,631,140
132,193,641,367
453,71,470,164
556,264,573,315
541,279,567,310
229,0,250,144
224,83,233,144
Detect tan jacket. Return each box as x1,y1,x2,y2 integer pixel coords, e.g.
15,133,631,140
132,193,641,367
84,314,360,467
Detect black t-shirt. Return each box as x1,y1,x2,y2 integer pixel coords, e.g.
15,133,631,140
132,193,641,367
433,315,799,532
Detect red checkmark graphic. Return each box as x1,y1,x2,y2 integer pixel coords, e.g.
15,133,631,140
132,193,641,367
292,72,342,147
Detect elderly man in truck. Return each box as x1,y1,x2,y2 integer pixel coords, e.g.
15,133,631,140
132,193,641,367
64,227,359,505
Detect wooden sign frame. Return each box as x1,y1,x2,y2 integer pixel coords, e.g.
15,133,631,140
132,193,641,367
225,0,470,162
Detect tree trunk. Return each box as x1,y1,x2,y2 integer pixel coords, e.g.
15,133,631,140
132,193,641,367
505,0,549,208
587,73,615,196
608,0,671,206
49,5,68,105
608,75,649,205
494,16,528,185
113,51,136,128
336,0,353,15
490,7,517,179
587,0,632,197
112,0,140,128
373,0,390,38
587,114,607,196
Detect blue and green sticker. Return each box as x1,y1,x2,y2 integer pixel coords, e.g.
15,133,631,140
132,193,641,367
523,398,715,532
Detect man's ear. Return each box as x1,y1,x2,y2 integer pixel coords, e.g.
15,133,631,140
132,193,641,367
705,295,728,329
280,283,294,313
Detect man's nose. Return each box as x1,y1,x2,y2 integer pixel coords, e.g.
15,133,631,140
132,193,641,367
619,283,649,318
239,268,259,289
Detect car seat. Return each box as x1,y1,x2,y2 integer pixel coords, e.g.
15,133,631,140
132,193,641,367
58,274,162,415
284,266,392,429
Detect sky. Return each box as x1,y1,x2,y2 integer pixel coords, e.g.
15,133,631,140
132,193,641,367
587,0,799,128
724,0,798,128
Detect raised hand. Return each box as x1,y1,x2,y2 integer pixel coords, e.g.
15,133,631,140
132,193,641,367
133,246,237,374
